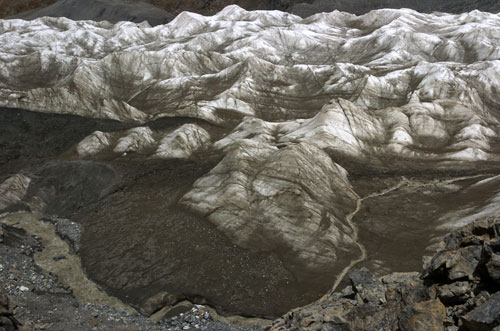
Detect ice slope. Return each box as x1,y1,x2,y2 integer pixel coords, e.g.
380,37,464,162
2,6,500,274
0,7,499,169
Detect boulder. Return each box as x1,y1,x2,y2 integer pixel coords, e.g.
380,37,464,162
437,282,472,304
0,290,19,331
139,291,182,317
399,299,446,331
348,268,386,304
462,291,500,331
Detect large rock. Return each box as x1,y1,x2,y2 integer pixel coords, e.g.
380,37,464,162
399,299,446,331
463,292,500,330
0,289,18,331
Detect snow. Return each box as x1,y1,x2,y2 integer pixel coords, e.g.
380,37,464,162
0,7,499,166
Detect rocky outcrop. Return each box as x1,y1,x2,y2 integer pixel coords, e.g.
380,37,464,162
272,217,500,330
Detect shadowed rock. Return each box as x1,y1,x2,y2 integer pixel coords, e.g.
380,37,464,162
272,217,500,330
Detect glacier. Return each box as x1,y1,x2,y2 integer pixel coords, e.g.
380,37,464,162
2,5,500,317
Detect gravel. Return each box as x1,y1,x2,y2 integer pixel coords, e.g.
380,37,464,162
0,221,262,331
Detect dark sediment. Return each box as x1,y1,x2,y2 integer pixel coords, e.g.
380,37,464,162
272,217,500,331
74,157,331,318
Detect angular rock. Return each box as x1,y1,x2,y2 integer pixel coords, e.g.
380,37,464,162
348,268,386,304
462,291,500,331
139,291,181,317
437,281,472,304
448,245,483,281
486,253,500,283
0,290,18,331
399,299,446,331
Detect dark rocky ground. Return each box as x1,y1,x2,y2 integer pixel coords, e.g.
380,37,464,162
3,212,500,330
272,217,500,331
0,108,331,318
2,0,500,24
10,0,175,26
3,106,500,330
0,221,261,331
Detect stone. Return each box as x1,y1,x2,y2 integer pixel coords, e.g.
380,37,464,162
0,291,9,314
448,245,483,281
423,245,483,281
462,291,500,330
0,316,16,331
139,292,181,317
348,268,386,304
437,282,472,304
399,299,446,331
0,290,18,331
486,253,500,283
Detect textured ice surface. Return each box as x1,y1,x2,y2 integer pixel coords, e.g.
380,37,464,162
2,6,500,282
